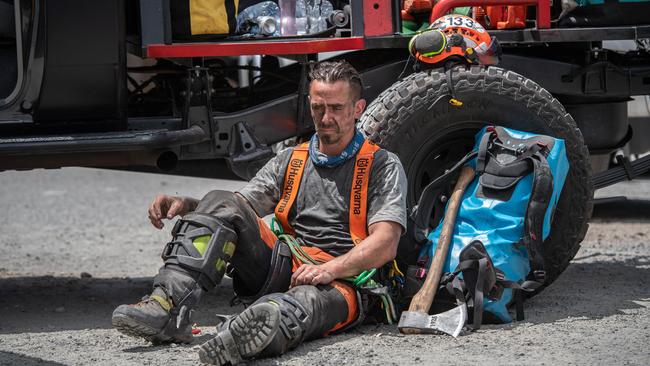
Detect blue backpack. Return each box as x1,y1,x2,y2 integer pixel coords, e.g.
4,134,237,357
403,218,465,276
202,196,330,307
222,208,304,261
407,126,569,328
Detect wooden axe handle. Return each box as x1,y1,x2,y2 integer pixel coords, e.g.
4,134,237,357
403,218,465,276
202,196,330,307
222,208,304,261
403,166,475,328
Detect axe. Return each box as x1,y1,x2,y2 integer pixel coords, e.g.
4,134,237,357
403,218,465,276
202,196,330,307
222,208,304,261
398,166,475,337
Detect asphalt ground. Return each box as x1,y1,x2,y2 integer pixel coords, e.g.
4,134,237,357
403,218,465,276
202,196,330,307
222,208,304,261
0,167,648,365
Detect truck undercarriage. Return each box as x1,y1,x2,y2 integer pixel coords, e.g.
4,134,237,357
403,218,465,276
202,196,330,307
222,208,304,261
1,0,648,179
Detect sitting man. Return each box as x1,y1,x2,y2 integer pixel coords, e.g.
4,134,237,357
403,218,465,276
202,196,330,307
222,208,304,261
112,60,407,365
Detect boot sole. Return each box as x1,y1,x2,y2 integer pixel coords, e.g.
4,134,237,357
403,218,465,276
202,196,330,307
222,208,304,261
198,302,280,365
112,313,191,344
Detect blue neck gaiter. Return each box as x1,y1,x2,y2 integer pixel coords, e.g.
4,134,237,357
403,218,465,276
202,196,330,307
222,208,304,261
309,129,366,168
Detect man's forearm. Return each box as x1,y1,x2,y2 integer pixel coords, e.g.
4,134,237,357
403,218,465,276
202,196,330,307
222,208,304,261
320,244,376,279
321,221,401,279
183,196,200,212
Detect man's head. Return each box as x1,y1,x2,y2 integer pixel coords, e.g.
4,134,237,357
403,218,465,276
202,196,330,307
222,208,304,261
308,61,366,151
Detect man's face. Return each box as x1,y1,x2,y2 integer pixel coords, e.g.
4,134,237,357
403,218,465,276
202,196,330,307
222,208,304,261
309,80,366,146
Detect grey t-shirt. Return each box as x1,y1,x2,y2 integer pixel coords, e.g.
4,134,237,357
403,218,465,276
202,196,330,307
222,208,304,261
238,146,407,257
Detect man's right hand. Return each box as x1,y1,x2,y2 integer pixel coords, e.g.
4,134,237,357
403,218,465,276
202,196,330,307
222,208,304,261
148,195,197,229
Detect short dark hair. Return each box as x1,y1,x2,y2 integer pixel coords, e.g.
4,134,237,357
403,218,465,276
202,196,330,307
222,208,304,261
309,60,363,101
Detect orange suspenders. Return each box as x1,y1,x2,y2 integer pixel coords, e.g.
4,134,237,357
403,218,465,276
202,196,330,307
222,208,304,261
273,140,379,243
348,140,379,244
274,142,309,235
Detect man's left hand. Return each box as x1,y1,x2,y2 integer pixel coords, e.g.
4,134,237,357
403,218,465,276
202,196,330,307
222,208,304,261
291,264,336,287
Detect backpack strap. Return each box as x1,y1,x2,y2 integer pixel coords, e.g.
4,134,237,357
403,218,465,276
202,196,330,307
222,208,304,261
441,240,542,329
274,142,309,235
522,153,554,283
475,128,494,174
482,126,556,284
349,140,380,245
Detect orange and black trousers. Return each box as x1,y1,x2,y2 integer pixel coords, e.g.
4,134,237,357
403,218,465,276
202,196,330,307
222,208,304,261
153,190,359,345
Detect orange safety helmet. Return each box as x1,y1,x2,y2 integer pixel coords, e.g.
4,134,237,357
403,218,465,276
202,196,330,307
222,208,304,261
408,14,501,66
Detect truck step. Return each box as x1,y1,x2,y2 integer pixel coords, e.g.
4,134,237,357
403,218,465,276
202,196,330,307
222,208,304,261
0,125,207,156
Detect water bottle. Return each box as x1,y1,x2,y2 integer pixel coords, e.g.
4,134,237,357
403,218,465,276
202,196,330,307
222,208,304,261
257,16,278,36
279,0,297,36
236,1,281,36
280,0,335,36
306,0,334,34
295,0,308,35
321,1,334,22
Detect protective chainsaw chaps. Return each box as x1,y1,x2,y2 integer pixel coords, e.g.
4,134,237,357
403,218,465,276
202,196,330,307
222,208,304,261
408,126,569,325
231,239,293,305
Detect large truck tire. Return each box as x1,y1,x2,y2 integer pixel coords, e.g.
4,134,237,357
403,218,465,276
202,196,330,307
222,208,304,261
359,65,593,291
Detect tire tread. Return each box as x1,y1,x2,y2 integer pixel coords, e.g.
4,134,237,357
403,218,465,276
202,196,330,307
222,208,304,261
359,66,593,290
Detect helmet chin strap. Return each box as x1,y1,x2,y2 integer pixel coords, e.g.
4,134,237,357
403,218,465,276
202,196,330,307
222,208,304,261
444,61,463,107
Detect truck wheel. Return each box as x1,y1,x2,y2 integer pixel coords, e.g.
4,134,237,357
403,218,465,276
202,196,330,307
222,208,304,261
359,65,593,290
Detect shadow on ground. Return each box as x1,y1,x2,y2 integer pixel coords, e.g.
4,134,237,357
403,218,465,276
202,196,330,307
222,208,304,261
0,351,67,366
0,276,241,335
592,198,650,221
1,255,648,336
524,255,650,324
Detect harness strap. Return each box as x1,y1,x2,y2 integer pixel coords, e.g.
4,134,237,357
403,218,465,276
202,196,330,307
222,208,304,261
274,143,309,235
444,64,463,107
274,140,378,244
349,141,380,244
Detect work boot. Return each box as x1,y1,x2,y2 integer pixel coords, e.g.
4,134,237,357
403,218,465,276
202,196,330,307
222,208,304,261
112,287,193,344
198,293,310,365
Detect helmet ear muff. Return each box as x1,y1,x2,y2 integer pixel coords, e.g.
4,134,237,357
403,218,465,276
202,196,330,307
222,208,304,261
409,29,447,59
410,15,501,67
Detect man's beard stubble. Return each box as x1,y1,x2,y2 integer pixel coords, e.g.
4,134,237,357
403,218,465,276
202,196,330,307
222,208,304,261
319,132,339,145
316,122,341,145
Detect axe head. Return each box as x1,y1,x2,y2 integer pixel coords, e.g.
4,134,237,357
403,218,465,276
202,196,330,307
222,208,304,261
398,305,467,338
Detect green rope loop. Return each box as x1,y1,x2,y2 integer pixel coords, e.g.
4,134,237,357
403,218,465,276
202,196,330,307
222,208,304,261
270,217,284,236
352,268,377,287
